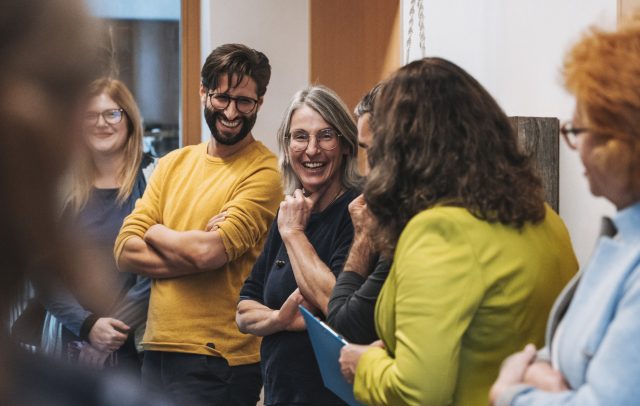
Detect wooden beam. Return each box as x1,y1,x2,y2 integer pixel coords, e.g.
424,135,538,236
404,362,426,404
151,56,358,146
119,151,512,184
310,0,401,174
310,0,401,111
181,0,201,146
510,117,560,212
619,0,640,24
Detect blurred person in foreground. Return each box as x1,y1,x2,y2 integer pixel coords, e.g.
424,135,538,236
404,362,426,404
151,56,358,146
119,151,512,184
39,78,156,374
491,17,640,406
0,0,169,404
338,57,578,405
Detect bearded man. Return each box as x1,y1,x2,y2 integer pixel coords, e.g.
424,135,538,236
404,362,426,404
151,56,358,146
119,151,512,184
115,43,282,406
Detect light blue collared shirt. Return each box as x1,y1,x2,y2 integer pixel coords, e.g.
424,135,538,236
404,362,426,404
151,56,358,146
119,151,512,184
510,202,640,405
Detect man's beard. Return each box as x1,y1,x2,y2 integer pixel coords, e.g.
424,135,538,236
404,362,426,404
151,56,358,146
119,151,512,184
204,107,257,146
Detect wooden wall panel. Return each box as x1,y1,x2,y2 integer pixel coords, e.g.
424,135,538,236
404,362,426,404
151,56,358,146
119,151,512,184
310,0,400,173
619,0,640,23
181,0,201,146
510,117,560,212
310,0,401,111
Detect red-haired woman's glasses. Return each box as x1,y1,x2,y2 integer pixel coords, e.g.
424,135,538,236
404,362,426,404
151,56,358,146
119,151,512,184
560,121,589,149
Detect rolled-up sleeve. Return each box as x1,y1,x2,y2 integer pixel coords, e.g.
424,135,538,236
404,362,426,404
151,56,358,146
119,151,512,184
217,166,282,262
114,157,166,262
327,259,390,344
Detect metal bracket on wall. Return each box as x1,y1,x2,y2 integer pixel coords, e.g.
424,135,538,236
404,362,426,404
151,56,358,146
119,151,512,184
405,0,426,63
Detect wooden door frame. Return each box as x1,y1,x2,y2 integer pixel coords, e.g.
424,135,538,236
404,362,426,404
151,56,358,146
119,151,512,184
618,0,640,23
181,0,201,146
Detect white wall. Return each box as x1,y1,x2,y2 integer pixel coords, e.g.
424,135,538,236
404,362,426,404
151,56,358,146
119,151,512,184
402,0,617,266
200,0,310,154
199,1,618,265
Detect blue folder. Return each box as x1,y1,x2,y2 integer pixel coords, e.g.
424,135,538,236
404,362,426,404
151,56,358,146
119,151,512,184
299,305,364,406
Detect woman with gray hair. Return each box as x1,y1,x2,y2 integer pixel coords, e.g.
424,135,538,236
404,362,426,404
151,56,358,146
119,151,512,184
237,85,360,405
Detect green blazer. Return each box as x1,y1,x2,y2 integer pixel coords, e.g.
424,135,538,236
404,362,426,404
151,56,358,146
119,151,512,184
354,205,578,406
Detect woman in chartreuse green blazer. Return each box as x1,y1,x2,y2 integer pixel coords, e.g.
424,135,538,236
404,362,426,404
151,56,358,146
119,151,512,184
355,206,576,405
338,58,578,406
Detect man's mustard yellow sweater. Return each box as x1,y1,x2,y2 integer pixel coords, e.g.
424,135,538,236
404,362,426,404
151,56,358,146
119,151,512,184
114,141,282,366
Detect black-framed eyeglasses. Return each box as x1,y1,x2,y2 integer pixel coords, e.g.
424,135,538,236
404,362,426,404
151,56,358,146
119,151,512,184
560,121,589,149
84,108,125,126
207,92,259,114
286,128,342,152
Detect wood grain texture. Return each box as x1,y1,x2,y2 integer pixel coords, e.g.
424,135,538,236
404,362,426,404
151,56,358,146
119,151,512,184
181,0,201,146
619,0,640,24
509,117,560,212
310,0,401,111
310,0,401,175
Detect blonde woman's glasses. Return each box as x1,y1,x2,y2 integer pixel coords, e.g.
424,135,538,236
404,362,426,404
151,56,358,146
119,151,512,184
84,108,125,126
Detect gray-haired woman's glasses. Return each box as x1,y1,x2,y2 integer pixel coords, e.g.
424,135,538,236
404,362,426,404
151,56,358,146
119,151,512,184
84,108,125,126
287,128,342,152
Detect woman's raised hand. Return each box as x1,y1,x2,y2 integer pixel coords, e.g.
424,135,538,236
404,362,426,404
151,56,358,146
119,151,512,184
277,189,318,238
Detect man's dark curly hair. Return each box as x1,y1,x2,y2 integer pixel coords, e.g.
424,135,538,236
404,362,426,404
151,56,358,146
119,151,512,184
365,57,545,255
201,43,271,96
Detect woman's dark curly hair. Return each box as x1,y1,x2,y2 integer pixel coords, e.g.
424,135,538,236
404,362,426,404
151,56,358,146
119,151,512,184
365,57,545,255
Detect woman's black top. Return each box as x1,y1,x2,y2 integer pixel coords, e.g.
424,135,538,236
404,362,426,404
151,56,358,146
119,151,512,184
239,188,358,406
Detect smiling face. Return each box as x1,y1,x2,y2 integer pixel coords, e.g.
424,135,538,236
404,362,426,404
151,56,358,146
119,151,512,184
201,74,262,146
288,104,345,194
84,93,128,157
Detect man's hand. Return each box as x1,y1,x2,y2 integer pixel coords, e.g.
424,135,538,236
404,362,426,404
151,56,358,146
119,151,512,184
144,224,168,245
348,194,372,236
339,340,385,384
205,211,228,232
78,343,111,369
88,317,129,352
343,193,378,277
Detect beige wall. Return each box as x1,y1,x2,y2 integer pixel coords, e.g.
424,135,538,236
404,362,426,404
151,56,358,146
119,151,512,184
310,0,401,111
619,0,640,21
310,0,401,173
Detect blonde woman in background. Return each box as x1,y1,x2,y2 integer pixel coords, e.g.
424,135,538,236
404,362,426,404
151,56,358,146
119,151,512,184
40,78,156,374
